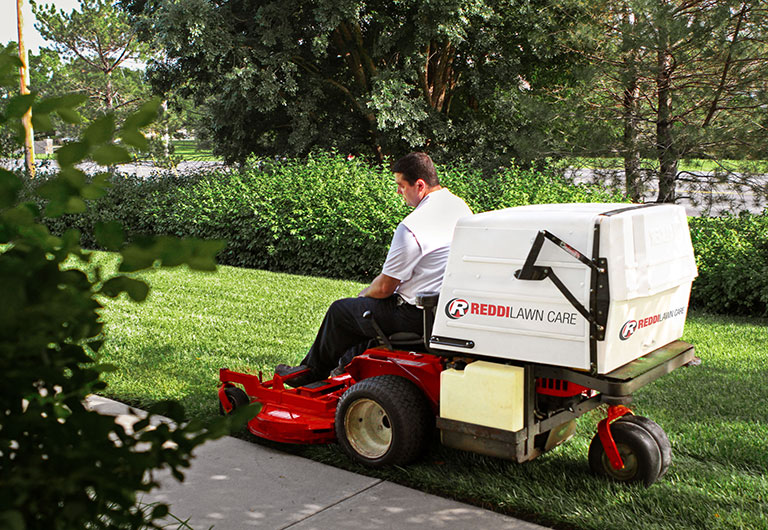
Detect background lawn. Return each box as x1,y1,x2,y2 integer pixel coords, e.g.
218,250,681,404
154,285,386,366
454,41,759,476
91,253,768,530
171,139,220,161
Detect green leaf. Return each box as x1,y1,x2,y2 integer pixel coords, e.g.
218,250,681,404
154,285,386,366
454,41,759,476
1,204,36,227
56,142,89,167
0,53,22,70
185,238,226,271
61,229,82,252
0,510,25,530
122,98,161,129
6,94,35,118
91,173,112,189
44,200,66,218
56,107,81,124
95,221,125,250
37,177,76,202
119,241,158,272
60,167,87,188
34,93,88,114
0,169,22,209
147,399,186,421
91,145,131,165
84,115,116,145
32,113,54,132
81,184,107,200
64,196,87,214
100,276,150,302
119,129,148,149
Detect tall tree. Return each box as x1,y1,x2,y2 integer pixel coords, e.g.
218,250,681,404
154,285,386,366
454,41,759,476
555,0,768,208
125,0,588,165
32,0,150,117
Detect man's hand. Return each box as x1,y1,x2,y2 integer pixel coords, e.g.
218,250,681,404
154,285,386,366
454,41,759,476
358,274,401,299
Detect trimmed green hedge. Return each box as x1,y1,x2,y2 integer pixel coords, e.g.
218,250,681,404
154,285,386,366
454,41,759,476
26,153,626,280
20,153,768,315
688,214,768,316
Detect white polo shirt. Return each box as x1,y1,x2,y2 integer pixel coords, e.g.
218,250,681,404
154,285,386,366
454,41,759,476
381,189,472,304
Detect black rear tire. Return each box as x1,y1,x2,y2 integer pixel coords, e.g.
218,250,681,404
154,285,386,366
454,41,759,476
617,415,672,479
588,420,663,487
218,386,249,415
335,375,431,467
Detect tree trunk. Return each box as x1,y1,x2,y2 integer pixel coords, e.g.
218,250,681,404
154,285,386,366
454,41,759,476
329,26,383,161
421,40,456,114
621,8,641,202
656,49,677,203
105,73,114,111
623,77,642,202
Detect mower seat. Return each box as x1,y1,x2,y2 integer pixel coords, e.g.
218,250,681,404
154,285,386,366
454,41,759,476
367,291,440,351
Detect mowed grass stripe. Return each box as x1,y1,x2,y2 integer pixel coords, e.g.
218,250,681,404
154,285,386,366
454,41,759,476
90,252,768,529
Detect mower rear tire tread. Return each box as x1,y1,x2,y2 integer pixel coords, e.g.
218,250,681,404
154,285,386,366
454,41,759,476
219,386,249,416
335,375,431,468
588,420,662,487
617,414,672,479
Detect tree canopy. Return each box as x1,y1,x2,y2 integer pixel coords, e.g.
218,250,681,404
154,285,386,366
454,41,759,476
126,0,587,165
31,0,150,119
546,0,768,207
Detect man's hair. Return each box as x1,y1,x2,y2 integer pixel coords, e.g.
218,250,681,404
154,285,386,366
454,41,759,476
391,152,439,187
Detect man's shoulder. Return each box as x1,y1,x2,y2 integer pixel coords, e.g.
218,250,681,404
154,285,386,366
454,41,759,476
421,188,471,212
401,189,471,238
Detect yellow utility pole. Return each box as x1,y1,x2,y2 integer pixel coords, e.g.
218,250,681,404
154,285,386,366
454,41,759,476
17,0,35,177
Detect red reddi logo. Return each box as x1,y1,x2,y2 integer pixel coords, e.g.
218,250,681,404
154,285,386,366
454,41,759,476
619,320,637,340
619,307,687,341
445,298,470,319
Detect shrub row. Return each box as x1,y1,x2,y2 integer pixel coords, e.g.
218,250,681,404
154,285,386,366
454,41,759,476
21,152,767,316
688,214,768,316
25,153,625,280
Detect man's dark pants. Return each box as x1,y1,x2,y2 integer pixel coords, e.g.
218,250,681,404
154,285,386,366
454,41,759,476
300,295,423,377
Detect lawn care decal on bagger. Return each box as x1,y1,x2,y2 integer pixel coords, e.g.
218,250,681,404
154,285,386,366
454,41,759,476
445,298,579,325
445,298,470,319
619,306,687,341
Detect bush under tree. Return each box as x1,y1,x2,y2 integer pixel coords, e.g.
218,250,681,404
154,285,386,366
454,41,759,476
0,49,253,530
29,152,627,280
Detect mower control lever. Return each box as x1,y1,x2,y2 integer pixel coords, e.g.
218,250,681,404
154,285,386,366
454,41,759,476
362,310,394,351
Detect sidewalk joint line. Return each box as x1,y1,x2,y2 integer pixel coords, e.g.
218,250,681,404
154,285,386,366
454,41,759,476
278,479,385,530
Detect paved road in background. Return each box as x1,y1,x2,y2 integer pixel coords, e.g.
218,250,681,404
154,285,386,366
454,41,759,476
5,159,765,216
566,168,767,216
1,158,227,178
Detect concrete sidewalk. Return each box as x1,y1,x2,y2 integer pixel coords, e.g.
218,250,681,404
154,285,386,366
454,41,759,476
87,396,547,530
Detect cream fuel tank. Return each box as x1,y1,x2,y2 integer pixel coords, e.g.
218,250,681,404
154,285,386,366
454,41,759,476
431,203,698,374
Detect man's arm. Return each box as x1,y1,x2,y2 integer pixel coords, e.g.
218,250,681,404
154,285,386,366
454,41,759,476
358,274,401,299
361,222,420,299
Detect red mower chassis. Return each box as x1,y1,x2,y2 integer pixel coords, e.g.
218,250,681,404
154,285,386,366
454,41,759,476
219,340,695,487
219,348,444,445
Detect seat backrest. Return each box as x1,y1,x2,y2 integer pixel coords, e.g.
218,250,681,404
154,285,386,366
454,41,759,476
386,291,440,351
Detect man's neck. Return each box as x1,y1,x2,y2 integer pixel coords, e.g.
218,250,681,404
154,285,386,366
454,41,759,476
416,185,443,206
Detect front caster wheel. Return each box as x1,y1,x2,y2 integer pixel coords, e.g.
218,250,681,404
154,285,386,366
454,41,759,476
218,386,249,415
335,375,431,467
617,415,672,479
588,420,663,487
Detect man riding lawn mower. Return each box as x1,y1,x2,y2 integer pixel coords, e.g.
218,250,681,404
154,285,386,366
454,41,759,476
219,158,698,488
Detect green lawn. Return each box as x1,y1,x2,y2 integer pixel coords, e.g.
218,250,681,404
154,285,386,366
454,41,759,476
91,253,768,530
171,139,220,161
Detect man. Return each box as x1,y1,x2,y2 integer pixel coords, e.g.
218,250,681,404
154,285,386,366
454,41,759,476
276,152,472,387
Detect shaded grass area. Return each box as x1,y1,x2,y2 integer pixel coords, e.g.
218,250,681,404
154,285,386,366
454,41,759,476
171,139,220,161
93,254,768,529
